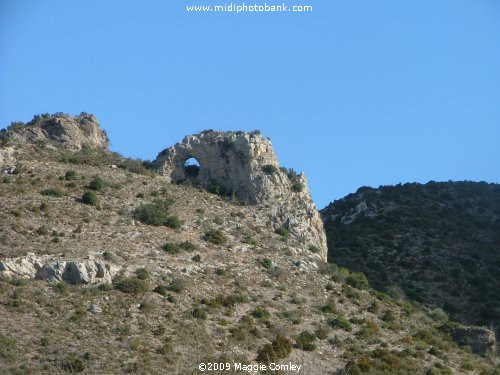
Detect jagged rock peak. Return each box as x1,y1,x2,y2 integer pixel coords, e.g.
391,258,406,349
153,129,328,260
0,112,109,151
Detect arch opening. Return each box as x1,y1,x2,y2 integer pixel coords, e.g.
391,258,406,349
184,157,200,178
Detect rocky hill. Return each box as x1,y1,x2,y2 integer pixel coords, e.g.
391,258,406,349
0,114,498,374
322,182,500,339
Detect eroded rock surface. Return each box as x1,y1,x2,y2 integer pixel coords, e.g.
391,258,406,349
0,253,116,284
0,113,109,151
153,130,327,260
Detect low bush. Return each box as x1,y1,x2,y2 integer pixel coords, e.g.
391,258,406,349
135,268,149,280
64,170,77,181
275,227,289,238
346,272,370,290
133,199,176,226
81,191,98,206
41,187,64,197
329,316,352,332
262,164,278,175
204,229,227,245
153,285,168,296
88,176,106,191
295,330,317,351
115,277,149,294
257,333,292,362
191,306,207,319
252,307,271,320
167,278,185,293
260,258,273,269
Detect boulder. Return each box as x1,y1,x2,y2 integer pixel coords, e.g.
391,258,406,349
37,260,114,284
0,252,44,278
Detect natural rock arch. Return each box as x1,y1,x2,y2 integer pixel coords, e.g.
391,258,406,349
153,130,328,260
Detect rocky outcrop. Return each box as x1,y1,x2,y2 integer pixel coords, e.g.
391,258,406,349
0,113,109,151
451,326,497,357
153,130,327,260
0,253,116,284
0,146,16,172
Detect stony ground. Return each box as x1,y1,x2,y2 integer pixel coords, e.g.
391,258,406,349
0,145,499,374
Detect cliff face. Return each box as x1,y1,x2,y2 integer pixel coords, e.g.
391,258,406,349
153,130,328,260
0,113,109,151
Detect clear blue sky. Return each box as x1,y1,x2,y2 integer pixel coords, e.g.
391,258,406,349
1,0,499,208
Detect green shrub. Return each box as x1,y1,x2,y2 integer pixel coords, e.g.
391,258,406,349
36,226,49,235
315,326,330,340
153,285,168,296
191,306,207,319
329,316,352,332
115,277,149,294
133,199,175,226
163,243,180,254
81,191,98,206
167,278,185,293
135,268,149,280
262,164,278,175
320,298,337,314
41,187,64,197
61,354,86,372
180,241,196,251
291,182,304,192
257,333,292,362
346,272,370,290
64,170,77,180
192,254,201,262
308,245,320,253
295,330,317,351
56,282,68,294
252,307,271,320
204,229,227,245
260,258,273,269
88,176,106,191
272,333,292,357
275,227,289,237
164,215,182,229
429,308,448,322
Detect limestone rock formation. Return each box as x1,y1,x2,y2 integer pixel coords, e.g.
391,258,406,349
0,253,116,285
153,130,328,260
0,113,109,151
0,146,17,173
451,326,497,357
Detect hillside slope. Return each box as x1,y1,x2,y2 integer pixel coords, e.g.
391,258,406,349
0,115,498,374
322,182,500,337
